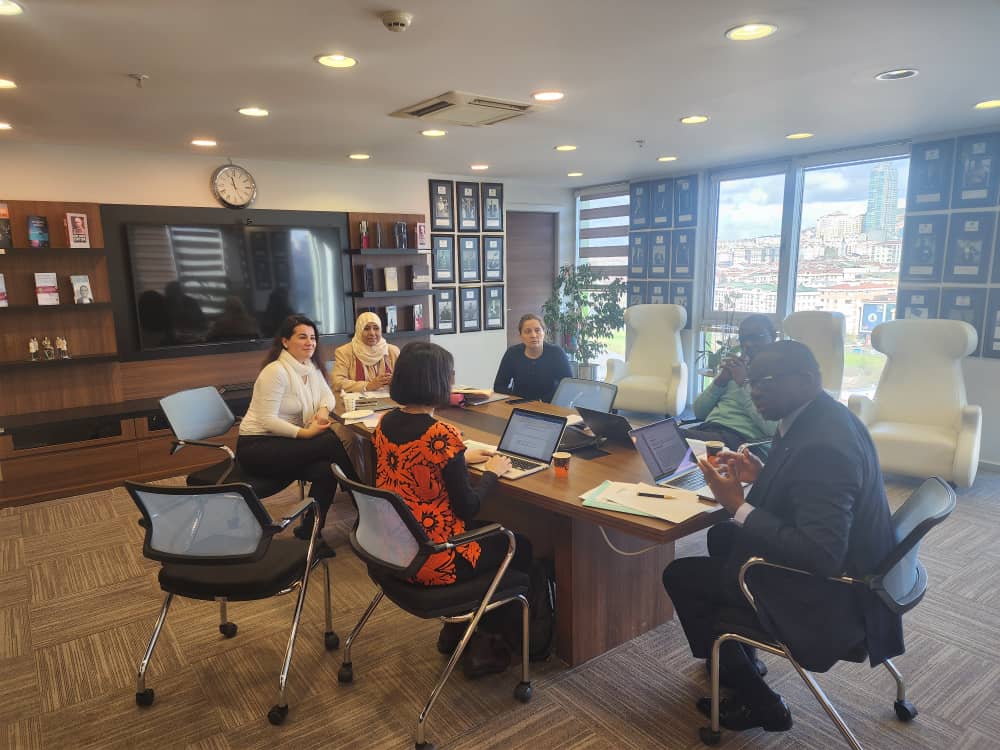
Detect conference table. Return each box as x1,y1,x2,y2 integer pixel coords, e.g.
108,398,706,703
347,398,725,666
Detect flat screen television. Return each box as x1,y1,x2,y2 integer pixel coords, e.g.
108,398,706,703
125,223,349,350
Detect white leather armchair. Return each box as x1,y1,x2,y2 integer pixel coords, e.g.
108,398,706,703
848,319,981,488
605,304,687,416
783,310,846,399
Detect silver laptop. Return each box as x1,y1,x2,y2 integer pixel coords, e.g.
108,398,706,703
466,408,568,479
629,418,715,498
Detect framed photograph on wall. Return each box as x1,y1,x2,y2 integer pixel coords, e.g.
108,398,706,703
668,280,693,329
648,282,667,304
650,178,674,227
483,235,504,281
907,140,954,212
629,232,647,277
456,181,481,232
460,286,481,332
896,287,940,321
648,231,669,278
900,214,947,282
459,235,481,282
434,287,456,334
671,229,695,279
484,285,505,330
951,132,1000,209
984,289,1000,359
481,183,504,231
939,287,986,356
629,181,650,230
431,234,455,283
674,175,698,228
429,179,455,232
944,211,995,283
626,280,646,307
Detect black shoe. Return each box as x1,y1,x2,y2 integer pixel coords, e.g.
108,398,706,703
313,538,336,558
293,509,315,540
460,632,510,679
437,622,466,655
704,656,768,689
696,695,792,732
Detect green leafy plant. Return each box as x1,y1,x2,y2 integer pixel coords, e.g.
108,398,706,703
697,312,740,374
542,264,626,367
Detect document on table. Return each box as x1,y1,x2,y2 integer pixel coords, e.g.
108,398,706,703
580,480,718,523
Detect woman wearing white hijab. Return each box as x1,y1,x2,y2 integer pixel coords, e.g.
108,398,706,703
331,311,400,395
238,314,359,542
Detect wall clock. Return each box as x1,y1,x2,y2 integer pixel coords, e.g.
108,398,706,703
211,163,257,208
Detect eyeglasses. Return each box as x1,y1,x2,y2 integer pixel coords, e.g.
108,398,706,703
748,372,803,389
739,332,772,345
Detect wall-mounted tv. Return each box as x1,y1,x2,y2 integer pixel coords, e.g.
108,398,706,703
125,223,349,351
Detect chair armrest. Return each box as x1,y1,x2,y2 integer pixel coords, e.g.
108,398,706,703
268,497,318,534
847,395,875,425
737,556,864,611
170,439,235,459
605,358,627,384
431,522,507,552
952,405,982,488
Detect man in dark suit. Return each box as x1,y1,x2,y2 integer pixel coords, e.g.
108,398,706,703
662,340,903,733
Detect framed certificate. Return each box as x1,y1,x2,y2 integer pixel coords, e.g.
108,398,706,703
668,281,693,329
627,281,647,308
907,140,954,212
460,286,482,332
434,287,456,334
629,181,650,229
671,229,695,279
674,176,698,228
459,235,481,283
939,287,986,356
983,289,1000,359
456,182,481,232
650,179,673,227
428,180,455,232
648,231,669,278
951,132,1000,209
944,212,995,283
484,285,504,330
895,287,940,321
900,214,947,282
648,282,667,304
483,235,504,281
629,232,647,277
431,234,455,283
481,183,504,231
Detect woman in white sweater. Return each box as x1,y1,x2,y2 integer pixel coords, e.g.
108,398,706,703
237,314,358,538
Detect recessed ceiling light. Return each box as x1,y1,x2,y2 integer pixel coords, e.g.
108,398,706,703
315,53,358,68
238,106,269,117
724,23,778,41
554,144,577,152
470,164,489,171
785,132,814,140
420,129,447,137
191,139,217,147
0,78,16,89
0,1,24,16
657,155,678,162
348,153,371,160
0,122,12,130
680,115,709,125
974,99,1000,110
874,68,918,81
532,90,564,102
567,172,583,177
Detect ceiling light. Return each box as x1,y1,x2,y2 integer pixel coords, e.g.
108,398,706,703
0,122,12,130
191,139,217,147
874,68,918,81
0,78,16,89
470,164,489,171
348,153,371,160
974,99,1000,110
315,53,358,68
567,172,583,177
532,90,564,102
785,132,814,140
238,106,269,117
0,1,24,16
680,115,709,125
724,23,778,41
420,129,447,137
657,155,678,162
554,144,577,151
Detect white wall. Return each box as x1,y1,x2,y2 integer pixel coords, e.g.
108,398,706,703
0,142,573,387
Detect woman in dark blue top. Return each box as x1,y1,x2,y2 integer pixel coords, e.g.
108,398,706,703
493,313,573,402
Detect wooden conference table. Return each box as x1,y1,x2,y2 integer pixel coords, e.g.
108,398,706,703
348,398,725,666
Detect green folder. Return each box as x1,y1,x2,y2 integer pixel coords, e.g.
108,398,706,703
580,480,658,519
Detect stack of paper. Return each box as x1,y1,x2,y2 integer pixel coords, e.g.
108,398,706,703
580,481,717,524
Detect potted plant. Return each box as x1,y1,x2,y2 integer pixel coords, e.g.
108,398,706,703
542,263,626,380
696,313,740,376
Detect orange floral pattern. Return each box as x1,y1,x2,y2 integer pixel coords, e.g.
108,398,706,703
373,419,480,585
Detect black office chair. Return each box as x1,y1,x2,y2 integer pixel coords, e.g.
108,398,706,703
125,480,339,725
159,386,305,503
551,377,617,412
700,477,957,749
331,465,532,750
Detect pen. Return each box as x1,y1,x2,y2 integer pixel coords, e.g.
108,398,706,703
638,491,672,499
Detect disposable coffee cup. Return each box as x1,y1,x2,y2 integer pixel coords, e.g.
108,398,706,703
552,451,572,477
705,441,725,465
342,392,360,412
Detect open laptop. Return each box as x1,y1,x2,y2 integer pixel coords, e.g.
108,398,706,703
575,406,636,448
629,418,715,498
465,408,568,479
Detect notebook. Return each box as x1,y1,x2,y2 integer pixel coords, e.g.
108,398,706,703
575,406,636,448
465,408,568,479
629,418,715,498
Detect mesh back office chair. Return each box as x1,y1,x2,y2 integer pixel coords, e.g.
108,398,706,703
700,477,956,749
551,377,617,412
159,386,306,502
331,465,532,750
125,480,339,725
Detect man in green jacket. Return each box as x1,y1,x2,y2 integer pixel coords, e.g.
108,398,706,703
683,315,777,450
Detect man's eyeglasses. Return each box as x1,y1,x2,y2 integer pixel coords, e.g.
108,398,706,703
749,372,804,389
739,332,772,345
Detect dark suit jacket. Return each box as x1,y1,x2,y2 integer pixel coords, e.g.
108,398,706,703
726,392,904,672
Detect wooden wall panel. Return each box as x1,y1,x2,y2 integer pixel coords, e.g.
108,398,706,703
0,362,122,417
120,349,267,400
0,441,139,499
4,201,105,249
136,428,239,476
0,307,116,364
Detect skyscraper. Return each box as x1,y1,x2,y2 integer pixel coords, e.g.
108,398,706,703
863,163,899,241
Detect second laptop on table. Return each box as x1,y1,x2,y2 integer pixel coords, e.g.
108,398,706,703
465,408,568,479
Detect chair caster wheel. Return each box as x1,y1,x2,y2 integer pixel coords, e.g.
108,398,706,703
514,681,532,702
135,688,155,707
699,727,721,745
219,622,237,638
337,663,353,684
267,704,288,725
324,631,340,651
894,699,918,722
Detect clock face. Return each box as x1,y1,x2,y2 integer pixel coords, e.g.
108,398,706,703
211,164,257,208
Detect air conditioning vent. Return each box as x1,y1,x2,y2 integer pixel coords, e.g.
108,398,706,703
391,91,536,126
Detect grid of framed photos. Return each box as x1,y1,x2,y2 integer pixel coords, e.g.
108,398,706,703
428,179,506,335
899,131,1000,358
625,175,699,328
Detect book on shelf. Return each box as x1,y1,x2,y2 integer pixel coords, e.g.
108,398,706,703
28,215,50,248
383,266,399,292
35,272,60,305
64,212,91,248
0,203,11,250
71,274,94,304
385,305,398,334
413,302,424,331
416,221,429,249
363,264,376,292
0,273,7,307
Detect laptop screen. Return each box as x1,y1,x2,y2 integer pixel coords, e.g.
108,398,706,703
498,409,567,462
630,418,696,482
